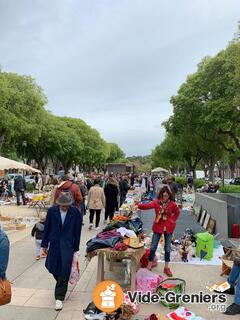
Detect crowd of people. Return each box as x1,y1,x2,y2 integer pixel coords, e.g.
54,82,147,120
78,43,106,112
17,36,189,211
0,170,239,315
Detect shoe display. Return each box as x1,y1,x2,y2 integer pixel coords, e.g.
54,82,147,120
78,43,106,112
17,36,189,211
164,267,173,277
224,303,240,315
55,300,63,311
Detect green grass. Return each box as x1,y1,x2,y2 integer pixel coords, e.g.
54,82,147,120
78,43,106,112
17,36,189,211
219,185,240,193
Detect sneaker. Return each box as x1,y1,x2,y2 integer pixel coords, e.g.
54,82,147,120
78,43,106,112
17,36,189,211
95,227,100,231
36,256,40,260
55,299,63,311
88,224,93,230
224,303,240,315
164,267,173,277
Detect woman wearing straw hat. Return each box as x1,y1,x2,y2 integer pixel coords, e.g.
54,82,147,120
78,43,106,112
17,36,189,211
41,192,83,311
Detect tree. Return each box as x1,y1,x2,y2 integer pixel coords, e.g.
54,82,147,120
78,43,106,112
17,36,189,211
0,72,47,154
106,143,125,163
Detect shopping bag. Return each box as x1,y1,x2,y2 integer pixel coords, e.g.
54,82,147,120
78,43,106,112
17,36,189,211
0,278,12,306
156,278,186,309
140,248,158,268
136,268,163,293
69,252,80,285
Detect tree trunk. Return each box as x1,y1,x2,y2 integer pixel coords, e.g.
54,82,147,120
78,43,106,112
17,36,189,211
229,163,236,179
208,160,215,182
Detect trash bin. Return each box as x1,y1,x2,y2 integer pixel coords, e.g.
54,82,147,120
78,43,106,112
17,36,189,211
196,232,214,260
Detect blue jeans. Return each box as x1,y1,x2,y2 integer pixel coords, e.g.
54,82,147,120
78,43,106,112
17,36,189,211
149,232,172,262
228,263,240,305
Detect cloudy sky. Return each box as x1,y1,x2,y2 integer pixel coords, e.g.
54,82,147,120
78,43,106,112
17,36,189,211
0,0,239,156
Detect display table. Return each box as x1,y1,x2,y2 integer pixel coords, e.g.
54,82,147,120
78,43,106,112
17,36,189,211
95,246,145,290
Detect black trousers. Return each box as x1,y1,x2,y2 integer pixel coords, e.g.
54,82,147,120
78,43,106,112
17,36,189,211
89,209,101,227
16,190,26,206
53,275,68,301
105,206,115,221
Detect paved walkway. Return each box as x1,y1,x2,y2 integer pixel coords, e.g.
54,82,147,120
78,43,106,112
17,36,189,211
1,207,233,320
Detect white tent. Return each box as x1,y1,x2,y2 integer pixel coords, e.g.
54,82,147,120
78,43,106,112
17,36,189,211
151,167,169,174
0,156,41,173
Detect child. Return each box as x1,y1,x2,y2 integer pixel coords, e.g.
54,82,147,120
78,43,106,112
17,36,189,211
31,213,46,260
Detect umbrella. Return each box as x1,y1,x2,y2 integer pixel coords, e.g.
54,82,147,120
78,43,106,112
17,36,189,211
151,167,169,173
0,156,41,173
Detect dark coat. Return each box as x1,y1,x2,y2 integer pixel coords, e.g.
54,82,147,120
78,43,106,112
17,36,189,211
14,176,26,191
104,183,118,209
119,179,129,197
0,229,10,279
41,205,82,280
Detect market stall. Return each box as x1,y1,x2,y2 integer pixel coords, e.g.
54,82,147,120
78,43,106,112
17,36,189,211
0,156,41,173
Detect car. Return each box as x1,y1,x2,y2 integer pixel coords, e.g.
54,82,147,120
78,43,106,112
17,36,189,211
4,173,22,181
25,175,36,184
230,177,240,185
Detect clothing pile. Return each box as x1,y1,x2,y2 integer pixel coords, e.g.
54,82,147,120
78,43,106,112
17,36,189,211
85,217,144,261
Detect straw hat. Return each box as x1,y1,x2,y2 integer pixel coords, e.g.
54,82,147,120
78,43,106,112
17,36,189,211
124,237,144,249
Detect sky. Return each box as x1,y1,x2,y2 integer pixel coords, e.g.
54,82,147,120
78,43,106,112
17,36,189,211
0,0,240,156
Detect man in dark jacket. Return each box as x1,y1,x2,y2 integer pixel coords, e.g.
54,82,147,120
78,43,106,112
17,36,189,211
0,224,10,280
41,192,82,311
119,175,129,206
14,174,26,206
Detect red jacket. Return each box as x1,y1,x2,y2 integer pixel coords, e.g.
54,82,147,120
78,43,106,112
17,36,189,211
54,181,82,209
138,200,180,234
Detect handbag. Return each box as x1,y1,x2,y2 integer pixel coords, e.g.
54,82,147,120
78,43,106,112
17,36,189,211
156,278,186,309
0,278,12,305
69,252,80,285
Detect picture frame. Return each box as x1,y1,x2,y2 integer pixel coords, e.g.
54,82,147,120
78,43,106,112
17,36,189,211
207,218,216,234
203,212,211,229
194,204,202,222
199,210,207,226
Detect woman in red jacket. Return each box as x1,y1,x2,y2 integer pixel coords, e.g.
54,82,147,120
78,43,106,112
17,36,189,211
138,186,180,276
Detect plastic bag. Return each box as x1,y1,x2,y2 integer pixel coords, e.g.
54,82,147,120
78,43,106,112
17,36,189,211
140,248,158,268
136,268,163,293
69,252,80,285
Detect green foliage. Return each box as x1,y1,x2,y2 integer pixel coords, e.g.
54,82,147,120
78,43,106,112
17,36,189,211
152,31,240,177
194,179,205,189
175,177,187,187
220,185,240,193
25,182,36,192
106,143,125,163
0,71,122,172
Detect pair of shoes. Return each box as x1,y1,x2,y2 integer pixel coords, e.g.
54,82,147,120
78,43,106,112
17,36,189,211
36,256,40,260
164,267,173,277
95,227,100,231
88,224,93,230
55,299,63,311
214,286,235,295
224,303,240,315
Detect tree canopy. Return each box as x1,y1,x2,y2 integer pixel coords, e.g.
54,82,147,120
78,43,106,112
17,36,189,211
0,71,125,173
